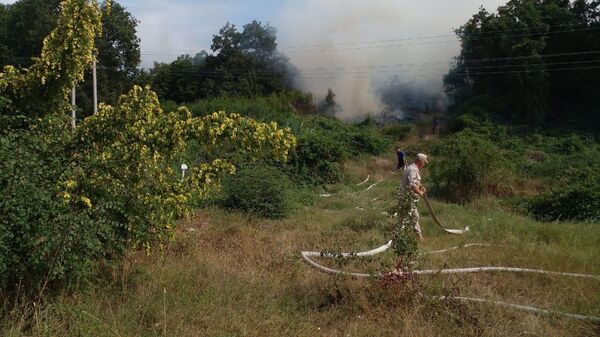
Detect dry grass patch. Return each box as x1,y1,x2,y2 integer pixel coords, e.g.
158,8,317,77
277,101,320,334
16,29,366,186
2,163,599,337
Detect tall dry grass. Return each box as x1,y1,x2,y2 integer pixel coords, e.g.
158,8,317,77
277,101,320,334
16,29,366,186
2,164,599,337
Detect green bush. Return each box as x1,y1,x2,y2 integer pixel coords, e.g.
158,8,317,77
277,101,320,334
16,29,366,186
186,93,304,132
380,123,418,141
186,95,390,186
288,131,345,184
160,99,179,112
348,127,390,156
0,86,296,293
387,190,419,263
302,116,389,157
525,166,600,221
222,165,293,219
287,116,389,185
0,127,101,289
427,130,515,203
0,88,192,291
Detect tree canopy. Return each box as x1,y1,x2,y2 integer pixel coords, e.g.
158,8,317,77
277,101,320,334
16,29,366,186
150,20,293,103
445,0,600,130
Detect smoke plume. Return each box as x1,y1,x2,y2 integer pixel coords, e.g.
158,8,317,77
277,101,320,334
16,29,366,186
377,77,446,122
274,0,506,120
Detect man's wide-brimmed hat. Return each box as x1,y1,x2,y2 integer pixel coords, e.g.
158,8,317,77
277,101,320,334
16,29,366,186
417,153,429,164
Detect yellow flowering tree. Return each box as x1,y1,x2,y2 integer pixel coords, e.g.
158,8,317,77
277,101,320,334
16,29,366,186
0,0,296,290
72,86,295,251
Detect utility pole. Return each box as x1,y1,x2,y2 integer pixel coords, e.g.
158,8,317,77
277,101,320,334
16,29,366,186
92,55,98,114
71,86,76,130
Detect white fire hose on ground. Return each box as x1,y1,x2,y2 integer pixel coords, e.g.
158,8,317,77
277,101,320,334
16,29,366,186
357,175,370,186
301,246,600,281
303,177,600,322
423,193,469,235
301,244,600,322
320,179,383,198
432,296,600,323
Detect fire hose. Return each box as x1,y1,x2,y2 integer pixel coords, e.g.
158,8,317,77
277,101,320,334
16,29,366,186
300,245,600,322
357,175,371,186
320,179,383,198
423,193,469,235
303,177,599,322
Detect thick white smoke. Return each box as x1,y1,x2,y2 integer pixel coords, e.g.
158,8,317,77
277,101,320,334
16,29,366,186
275,0,506,120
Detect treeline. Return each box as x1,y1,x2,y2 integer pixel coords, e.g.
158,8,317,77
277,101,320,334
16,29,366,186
445,0,600,131
0,1,302,113
149,21,295,103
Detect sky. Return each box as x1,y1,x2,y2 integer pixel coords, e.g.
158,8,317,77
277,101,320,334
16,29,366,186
1,0,509,118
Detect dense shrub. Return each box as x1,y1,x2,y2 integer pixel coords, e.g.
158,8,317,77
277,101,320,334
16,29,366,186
388,191,419,262
0,104,191,290
427,130,514,203
185,93,304,131
348,127,390,156
303,116,389,157
160,99,179,112
221,165,292,219
0,125,99,289
380,123,418,142
288,131,345,184
286,116,389,185
0,87,296,292
525,166,600,222
186,95,390,185
422,121,600,221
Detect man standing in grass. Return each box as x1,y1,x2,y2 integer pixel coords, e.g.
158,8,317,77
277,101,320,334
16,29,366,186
396,147,406,171
432,118,440,137
400,153,429,241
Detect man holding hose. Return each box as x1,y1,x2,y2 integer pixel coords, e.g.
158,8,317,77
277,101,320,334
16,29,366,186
400,153,429,241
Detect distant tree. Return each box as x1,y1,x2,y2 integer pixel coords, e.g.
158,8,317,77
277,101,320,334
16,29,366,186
0,0,61,67
318,88,339,117
149,20,293,103
239,20,290,94
208,20,291,97
0,4,11,66
445,0,600,130
150,52,210,103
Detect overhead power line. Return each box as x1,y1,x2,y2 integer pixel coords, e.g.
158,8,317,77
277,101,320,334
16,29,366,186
296,65,600,80
138,50,600,74
139,24,600,56
461,50,600,64
153,61,600,81
139,39,456,56
303,51,600,71
282,23,600,49
283,39,456,54
282,25,600,50
140,57,600,77
283,27,600,54
449,64,600,77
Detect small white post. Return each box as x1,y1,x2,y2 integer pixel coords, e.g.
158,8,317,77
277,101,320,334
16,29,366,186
181,164,188,181
71,86,76,130
92,56,98,114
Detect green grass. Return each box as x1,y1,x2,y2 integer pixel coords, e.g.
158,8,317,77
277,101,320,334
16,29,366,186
2,158,599,337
